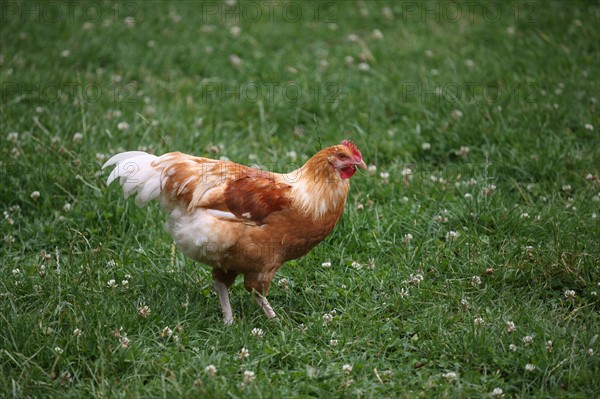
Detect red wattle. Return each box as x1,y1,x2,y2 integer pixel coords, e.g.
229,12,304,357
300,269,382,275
340,166,357,179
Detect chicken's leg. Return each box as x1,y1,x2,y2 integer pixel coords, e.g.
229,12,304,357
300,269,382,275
254,293,277,319
213,280,234,325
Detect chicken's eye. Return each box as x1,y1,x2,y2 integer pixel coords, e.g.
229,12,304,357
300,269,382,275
338,153,347,160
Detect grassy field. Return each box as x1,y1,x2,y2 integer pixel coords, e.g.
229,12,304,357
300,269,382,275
1,1,599,397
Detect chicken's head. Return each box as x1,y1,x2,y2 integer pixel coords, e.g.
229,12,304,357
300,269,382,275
327,140,367,179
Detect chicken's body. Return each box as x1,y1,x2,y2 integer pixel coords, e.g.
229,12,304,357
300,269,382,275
103,141,365,324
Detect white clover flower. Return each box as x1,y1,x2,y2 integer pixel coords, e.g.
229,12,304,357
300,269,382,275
330,339,338,346
446,231,459,241
121,279,129,288
399,288,410,298
63,203,72,212
7,132,19,142
347,33,358,42
401,167,413,177
107,279,117,288
442,371,457,381
403,233,413,244
60,49,70,57
138,305,151,318
230,26,241,38
506,321,516,333
54,346,64,354
520,212,530,219
277,278,289,290
460,298,470,309
160,326,173,338
405,273,424,285
251,328,264,338
522,335,533,345
435,214,448,223
382,6,393,19
243,370,256,384
73,328,82,336
323,312,334,324
351,261,362,270
367,164,377,174
31,191,41,200
321,261,332,268
229,54,242,67
455,146,470,156
122,16,135,27
485,184,497,196
546,340,553,352
286,150,297,161
474,316,485,326
342,364,353,374
238,347,250,360
584,123,594,131
562,184,572,192
371,29,384,40
120,336,130,348
464,193,473,200
492,387,504,398
72,132,83,142
357,62,370,71
344,55,354,65
12,268,21,276
366,258,376,270
587,348,594,356
379,171,390,180
509,344,518,352
451,109,463,120
205,364,217,377
422,142,431,150
524,246,534,254
564,289,576,300
471,276,482,287
525,363,536,372
464,59,475,69
424,49,433,57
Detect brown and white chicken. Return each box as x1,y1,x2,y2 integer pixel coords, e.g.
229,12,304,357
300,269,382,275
103,140,366,324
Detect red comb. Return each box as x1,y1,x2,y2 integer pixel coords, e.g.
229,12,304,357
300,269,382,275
342,140,362,159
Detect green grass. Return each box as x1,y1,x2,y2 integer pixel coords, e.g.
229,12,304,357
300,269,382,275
1,1,599,397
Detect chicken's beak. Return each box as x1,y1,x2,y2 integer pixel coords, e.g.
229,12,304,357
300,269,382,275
355,160,367,170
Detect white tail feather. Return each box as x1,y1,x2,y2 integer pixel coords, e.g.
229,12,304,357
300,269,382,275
103,151,162,206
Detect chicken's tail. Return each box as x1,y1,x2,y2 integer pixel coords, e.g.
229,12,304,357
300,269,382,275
103,151,162,206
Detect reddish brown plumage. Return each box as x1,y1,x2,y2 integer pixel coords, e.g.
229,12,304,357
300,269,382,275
104,141,366,322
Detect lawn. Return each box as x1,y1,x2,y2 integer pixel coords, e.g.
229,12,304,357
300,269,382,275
1,1,599,397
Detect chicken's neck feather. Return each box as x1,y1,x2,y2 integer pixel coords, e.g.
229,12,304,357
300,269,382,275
283,150,350,220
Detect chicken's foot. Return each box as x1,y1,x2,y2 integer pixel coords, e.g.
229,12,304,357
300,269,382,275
214,280,234,325
254,293,277,319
